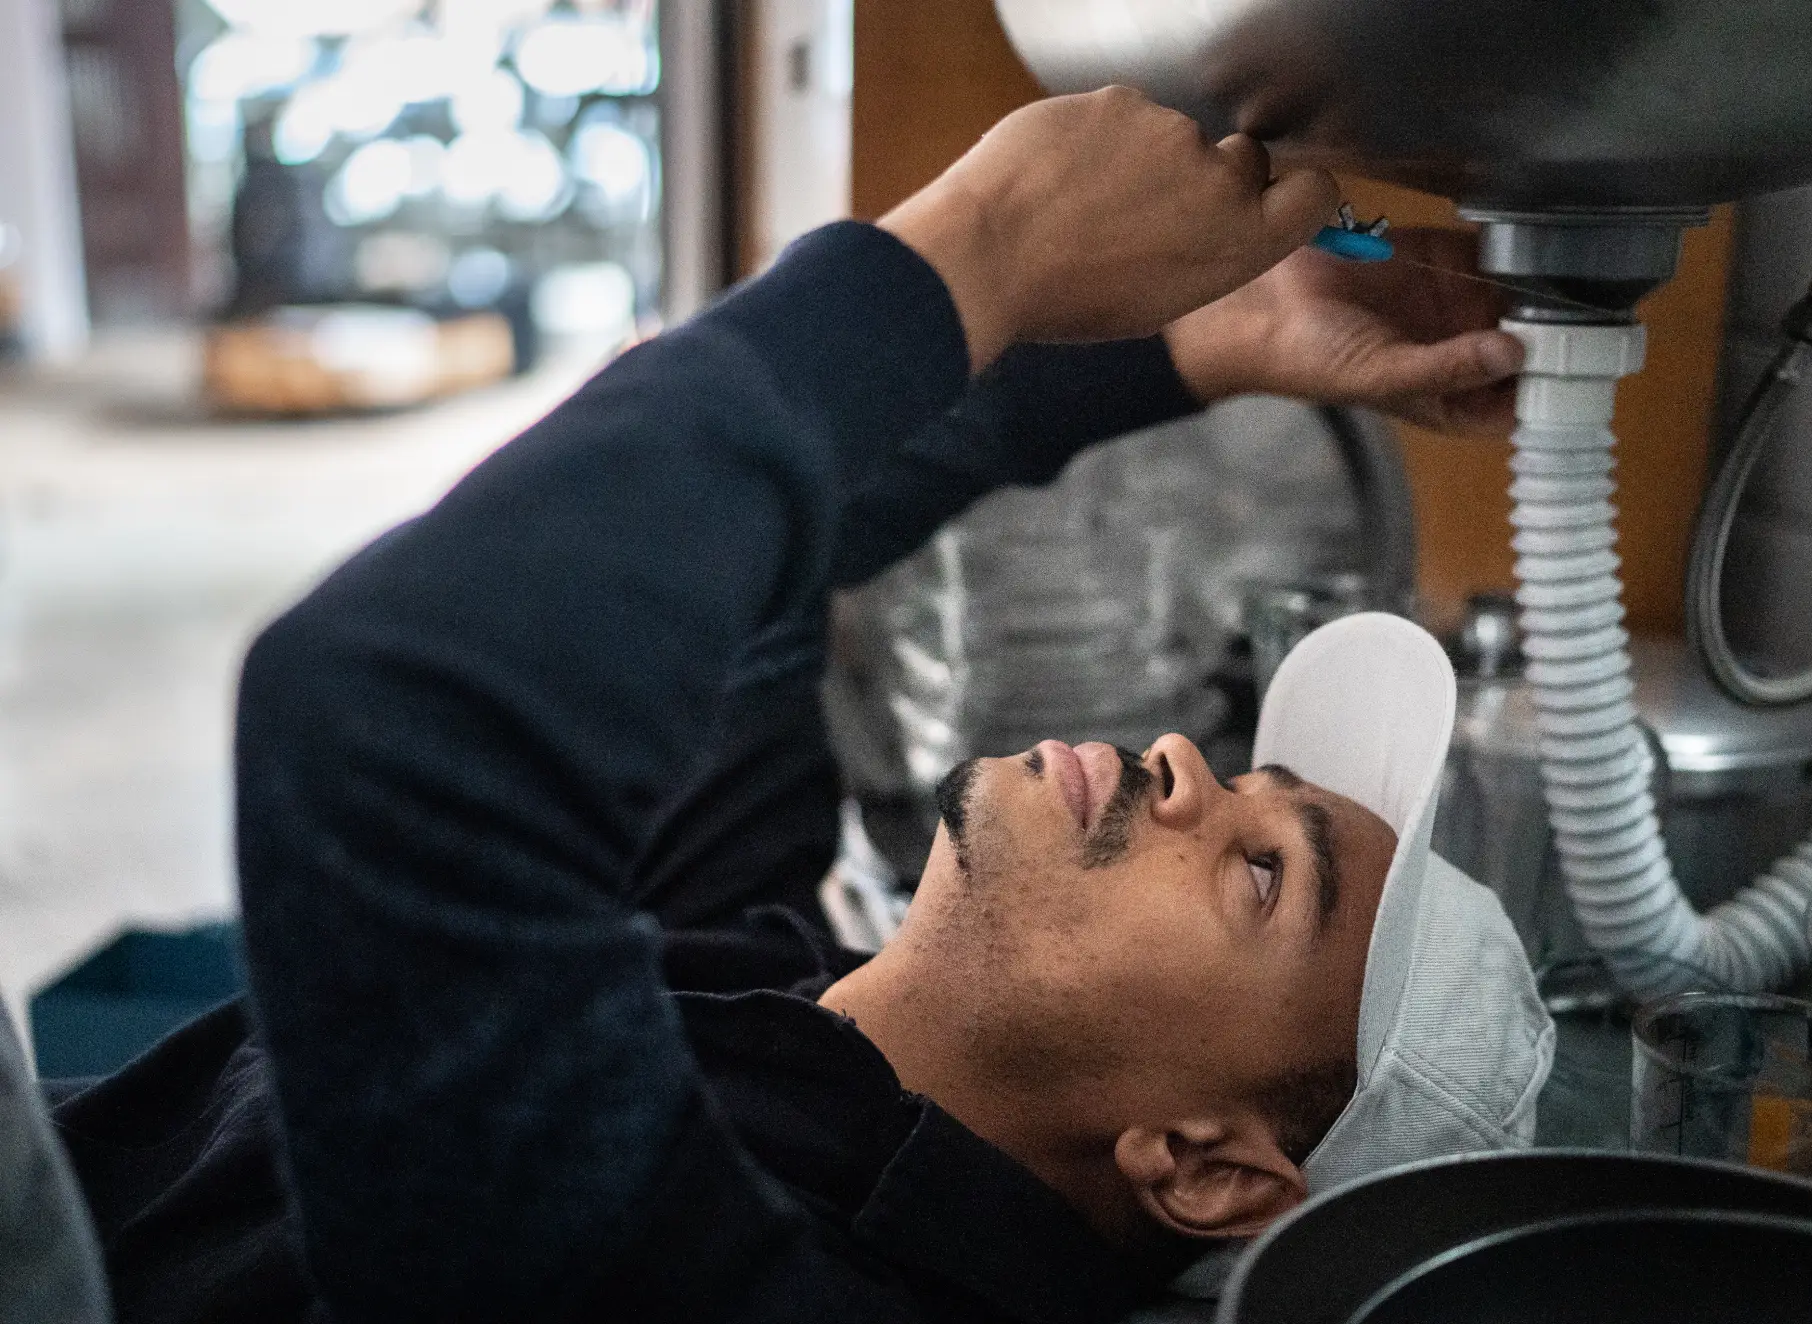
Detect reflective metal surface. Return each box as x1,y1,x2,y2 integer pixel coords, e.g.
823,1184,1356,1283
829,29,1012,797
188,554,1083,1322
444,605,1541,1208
1217,1151,1812,1324
1633,637,1812,788
995,0,1812,209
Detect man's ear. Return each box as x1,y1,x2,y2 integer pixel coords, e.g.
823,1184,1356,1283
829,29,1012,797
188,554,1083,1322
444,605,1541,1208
1113,1119,1308,1239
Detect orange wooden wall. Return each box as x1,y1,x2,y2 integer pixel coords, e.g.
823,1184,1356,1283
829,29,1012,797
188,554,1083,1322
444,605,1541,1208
851,0,1734,634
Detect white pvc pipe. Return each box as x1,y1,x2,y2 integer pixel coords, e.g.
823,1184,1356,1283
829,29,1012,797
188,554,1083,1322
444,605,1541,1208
1506,318,1812,996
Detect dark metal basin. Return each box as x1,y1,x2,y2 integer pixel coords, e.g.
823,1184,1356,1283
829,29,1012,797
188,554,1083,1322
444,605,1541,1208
1215,1150,1812,1324
1354,1211,1812,1324
995,0,1812,209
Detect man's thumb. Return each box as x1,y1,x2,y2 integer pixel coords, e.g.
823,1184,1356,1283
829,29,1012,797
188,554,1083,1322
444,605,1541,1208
1372,331,1524,397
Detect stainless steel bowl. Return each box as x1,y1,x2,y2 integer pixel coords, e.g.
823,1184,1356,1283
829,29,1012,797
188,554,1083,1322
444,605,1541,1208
995,0,1812,209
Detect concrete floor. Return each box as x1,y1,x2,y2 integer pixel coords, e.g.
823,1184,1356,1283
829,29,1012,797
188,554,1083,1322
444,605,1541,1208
0,331,604,1027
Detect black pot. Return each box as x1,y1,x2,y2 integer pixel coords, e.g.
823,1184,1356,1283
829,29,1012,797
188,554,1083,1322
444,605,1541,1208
1217,1151,1812,1324
1351,1209,1812,1324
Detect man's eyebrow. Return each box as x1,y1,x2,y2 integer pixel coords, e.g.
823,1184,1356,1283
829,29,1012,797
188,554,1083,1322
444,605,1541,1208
1257,763,1304,790
1255,766,1341,931
1299,800,1340,933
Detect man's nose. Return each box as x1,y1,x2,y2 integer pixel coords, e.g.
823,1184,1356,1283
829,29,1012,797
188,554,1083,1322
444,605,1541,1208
1143,732,1220,829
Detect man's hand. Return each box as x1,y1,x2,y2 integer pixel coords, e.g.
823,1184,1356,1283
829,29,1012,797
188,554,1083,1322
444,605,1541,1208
880,88,1339,373
1163,227,1527,439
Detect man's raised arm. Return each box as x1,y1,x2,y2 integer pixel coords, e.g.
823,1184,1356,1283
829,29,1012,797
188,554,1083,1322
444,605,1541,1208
234,91,1340,1321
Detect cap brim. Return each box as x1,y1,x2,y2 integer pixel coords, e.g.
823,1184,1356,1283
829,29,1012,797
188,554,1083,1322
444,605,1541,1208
1251,613,1457,1083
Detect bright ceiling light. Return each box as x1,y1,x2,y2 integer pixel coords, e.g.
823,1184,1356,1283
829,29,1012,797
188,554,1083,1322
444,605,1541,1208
441,129,571,220
273,83,338,164
320,44,409,140
532,262,637,340
326,138,414,226
202,0,424,38
358,30,457,107
188,31,317,103
400,135,447,197
496,131,570,222
514,16,657,99
440,130,518,208
449,67,526,134
569,121,651,207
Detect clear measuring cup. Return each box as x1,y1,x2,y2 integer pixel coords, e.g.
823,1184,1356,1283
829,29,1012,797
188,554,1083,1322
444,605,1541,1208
1632,993,1812,1175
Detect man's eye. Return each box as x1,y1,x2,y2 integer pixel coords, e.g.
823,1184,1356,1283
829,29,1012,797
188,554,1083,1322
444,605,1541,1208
1248,856,1280,907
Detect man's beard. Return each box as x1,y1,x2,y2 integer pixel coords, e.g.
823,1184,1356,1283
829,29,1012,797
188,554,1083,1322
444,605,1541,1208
935,757,984,873
934,745,1155,874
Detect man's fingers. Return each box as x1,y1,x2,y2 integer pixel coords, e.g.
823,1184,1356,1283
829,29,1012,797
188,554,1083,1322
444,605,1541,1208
1216,134,1272,192
1258,167,1341,248
1362,331,1525,399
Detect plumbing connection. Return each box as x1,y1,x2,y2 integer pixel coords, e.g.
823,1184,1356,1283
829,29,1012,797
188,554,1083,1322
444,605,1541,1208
1506,319,1812,996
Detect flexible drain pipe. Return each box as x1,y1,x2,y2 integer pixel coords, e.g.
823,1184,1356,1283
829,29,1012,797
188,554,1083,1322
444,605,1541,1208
1506,319,1812,996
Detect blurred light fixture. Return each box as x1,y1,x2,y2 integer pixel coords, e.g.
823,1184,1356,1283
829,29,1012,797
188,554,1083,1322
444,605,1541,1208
496,131,570,222
401,135,447,197
367,30,457,107
327,41,412,139
442,129,572,219
441,0,553,31
532,261,636,339
569,120,652,212
450,67,527,134
273,83,338,164
447,247,514,308
188,31,317,102
514,16,657,99
441,131,518,208
202,0,425,38
326,138,415,226
532,93,581,131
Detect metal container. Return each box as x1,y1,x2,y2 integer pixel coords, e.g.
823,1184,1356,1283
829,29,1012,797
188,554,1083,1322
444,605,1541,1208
1216,1151,1812,1324
994,0,1812,210
1632,636,1812,913
1437,627,1812,975
1351,1211,1812,1324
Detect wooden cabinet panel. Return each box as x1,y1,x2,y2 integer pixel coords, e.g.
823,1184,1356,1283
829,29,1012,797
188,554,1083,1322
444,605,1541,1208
851,0,1040,221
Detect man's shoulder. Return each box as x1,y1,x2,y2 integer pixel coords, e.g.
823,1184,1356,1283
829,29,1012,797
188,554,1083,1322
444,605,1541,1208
661,904,867,996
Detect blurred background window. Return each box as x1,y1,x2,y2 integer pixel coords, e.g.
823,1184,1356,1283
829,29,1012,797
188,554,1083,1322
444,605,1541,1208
176,0,663,345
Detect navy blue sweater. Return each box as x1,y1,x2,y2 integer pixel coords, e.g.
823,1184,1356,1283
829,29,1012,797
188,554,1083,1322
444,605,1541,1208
230,222,1201,1321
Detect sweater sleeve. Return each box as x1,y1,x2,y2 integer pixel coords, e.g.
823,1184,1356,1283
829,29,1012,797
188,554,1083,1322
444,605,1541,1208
233,221,1200,1321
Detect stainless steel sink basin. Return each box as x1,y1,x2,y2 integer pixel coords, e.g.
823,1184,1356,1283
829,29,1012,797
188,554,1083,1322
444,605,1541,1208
995,0,1812,209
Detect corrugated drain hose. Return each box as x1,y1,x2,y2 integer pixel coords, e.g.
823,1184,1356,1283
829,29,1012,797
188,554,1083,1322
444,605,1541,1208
1507,319,1812,996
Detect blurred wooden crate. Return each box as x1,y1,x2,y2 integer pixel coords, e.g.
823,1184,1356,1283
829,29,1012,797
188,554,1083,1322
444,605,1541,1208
204,305,514,416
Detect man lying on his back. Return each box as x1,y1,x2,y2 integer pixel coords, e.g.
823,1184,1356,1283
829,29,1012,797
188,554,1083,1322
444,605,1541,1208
54,88,1552,1324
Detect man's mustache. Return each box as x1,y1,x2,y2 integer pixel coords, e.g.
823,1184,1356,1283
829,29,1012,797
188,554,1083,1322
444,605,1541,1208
934,744,1155,872
1082,746,1155,869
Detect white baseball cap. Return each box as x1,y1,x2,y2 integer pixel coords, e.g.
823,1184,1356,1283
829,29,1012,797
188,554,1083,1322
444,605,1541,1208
1252,613,1556,1194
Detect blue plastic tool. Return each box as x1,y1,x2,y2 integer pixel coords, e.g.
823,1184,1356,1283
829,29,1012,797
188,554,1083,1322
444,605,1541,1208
1313,204,1395,262
1313,226,1395,262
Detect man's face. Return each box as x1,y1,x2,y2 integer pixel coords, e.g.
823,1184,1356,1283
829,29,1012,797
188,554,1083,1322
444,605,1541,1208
910,733,1397,1154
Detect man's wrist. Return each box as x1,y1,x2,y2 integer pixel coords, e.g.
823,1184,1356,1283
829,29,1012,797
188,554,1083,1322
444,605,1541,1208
879,180,1022,375
1161,299,1271,406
